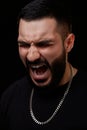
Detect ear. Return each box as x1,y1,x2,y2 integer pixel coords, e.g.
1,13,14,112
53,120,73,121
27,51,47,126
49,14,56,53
64,33,75,53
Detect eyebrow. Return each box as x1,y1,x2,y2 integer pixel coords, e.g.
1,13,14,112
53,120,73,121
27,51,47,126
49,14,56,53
37,40,54,44
18,41,29,45
18,39,54,45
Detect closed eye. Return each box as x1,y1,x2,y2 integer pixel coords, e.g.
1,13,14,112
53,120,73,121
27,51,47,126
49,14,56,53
18,42,30,48
18,40,54,48
37,40,54,48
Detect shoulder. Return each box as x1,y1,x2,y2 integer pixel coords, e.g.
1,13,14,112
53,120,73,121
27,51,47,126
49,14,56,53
72,69,87,92
3,76,28,93
73,69,87,82
0,76,32,127
0,76,30,105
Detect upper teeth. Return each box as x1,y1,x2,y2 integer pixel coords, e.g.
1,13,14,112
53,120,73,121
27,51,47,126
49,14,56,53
31,64,45,69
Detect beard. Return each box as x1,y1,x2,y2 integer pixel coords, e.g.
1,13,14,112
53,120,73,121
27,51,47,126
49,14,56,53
26,47,66,89
47,48,66,88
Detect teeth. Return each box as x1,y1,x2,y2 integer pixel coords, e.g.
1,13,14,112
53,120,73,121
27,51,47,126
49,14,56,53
31,63,45,69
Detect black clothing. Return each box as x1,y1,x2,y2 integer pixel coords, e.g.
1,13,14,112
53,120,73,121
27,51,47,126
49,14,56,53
0,70,87,130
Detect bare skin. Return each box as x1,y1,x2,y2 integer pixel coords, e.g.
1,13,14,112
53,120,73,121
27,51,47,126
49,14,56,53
18,18,77,88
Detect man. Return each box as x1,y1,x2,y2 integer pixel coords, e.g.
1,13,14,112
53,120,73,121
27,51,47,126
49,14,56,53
0,0,87,129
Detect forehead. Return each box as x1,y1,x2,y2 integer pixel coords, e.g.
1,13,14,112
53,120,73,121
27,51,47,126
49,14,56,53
18,18,60,42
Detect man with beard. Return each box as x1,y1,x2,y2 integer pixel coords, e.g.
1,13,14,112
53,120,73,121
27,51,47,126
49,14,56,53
0,0,87,129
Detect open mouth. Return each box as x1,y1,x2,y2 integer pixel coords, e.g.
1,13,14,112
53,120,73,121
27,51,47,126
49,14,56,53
31,63,48,74
30,63,50,81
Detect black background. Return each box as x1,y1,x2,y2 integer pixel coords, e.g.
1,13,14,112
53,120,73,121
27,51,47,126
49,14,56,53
0,0,87,96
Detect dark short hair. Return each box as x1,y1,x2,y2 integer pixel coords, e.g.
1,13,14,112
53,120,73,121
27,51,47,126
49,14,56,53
18,0,72,34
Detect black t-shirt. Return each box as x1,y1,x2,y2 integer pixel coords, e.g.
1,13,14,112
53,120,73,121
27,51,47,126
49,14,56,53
0,70,87,130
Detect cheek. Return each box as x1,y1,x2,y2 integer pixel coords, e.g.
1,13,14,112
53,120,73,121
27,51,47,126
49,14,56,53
41,45,64,64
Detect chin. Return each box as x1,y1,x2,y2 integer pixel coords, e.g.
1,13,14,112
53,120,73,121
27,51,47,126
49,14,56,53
32,78,52,88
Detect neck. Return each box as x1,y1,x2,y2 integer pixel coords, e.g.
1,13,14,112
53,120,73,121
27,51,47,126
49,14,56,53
59,63,78,86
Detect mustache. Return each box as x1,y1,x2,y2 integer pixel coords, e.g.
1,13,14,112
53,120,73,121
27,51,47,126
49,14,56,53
26,58,50,68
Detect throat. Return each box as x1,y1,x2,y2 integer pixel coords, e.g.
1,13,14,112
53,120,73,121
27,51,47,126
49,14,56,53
34,82,69,99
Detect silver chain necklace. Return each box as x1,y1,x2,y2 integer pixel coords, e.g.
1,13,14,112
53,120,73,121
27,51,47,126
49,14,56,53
29,65,73,125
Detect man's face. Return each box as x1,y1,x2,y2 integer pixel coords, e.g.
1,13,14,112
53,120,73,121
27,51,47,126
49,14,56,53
18,18,67,88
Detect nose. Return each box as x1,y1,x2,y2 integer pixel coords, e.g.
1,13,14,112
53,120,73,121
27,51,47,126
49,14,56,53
27,45,40,62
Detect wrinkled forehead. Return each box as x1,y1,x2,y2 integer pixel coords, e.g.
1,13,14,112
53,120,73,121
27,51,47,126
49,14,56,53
18,18,60,42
